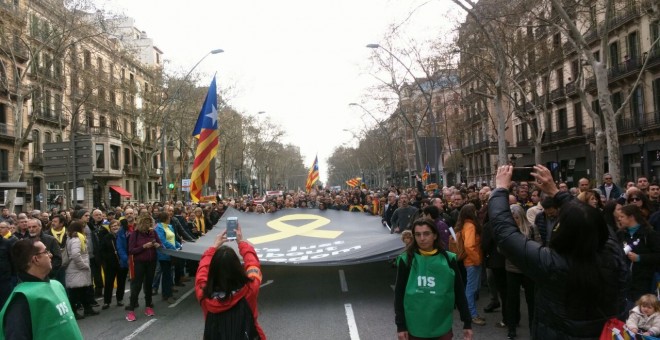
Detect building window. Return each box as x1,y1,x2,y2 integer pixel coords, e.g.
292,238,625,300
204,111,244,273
0,149,7,181
99,115,107,128
612,92,623,112
84,50,91,69
609,41,619,68
653,78,660,113
557,108,568,131
148,182,152,200
44,132,51,143
631,86,644,124
627,31,639,59
54,93,62,116
110,145,120,170
86,111,94,127
125,180,130,193
124,147,131,167
95,144,105,169
32,130,40,155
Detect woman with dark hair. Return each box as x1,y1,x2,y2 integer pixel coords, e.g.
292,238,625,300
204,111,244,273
65,220,98,319
603,200,621,237
455,203,485,326
394,218,472,340
489,165,627,339
155,211,181,304
422,205,451,249
627,189,655,219
616,204,660,306
196,226,265,340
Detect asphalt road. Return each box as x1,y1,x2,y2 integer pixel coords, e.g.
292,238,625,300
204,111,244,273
78,262,530,340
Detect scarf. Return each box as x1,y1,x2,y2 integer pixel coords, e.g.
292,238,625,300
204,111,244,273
51,227,66,244
77,232,87,252
419,248,439,256
196,217,206,234
2,231,11,239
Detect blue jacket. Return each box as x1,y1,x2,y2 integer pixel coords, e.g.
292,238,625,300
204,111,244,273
116,225,131,269
155,223,181,261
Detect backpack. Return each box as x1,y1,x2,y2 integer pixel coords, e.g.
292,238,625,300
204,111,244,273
61,241,71,268
447,230,467,261
203,297,259,340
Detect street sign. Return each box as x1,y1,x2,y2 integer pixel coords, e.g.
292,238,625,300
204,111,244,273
42,137,94,183
181,179,190,192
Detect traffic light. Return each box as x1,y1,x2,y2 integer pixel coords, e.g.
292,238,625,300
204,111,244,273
168,183,174,190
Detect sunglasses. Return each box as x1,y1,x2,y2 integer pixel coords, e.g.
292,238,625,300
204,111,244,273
629,197,642,202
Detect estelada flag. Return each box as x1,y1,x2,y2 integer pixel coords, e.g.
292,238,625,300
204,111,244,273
305,155,319,192
190,76,219,203
422,162,431,182
346,177,361,187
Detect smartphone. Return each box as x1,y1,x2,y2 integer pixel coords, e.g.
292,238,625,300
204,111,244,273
226,217,238,241
511,167,535,182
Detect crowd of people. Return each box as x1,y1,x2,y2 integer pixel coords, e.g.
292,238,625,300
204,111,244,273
1,167,659,339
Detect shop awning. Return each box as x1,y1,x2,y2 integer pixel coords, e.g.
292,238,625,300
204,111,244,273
109,185,132,197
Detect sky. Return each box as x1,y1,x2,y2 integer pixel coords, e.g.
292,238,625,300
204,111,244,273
96,0,459,183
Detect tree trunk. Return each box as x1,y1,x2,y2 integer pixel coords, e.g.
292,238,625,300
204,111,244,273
495,87,508,166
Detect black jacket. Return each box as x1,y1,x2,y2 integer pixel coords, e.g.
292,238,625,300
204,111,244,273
480,220,505,269
0,235,17,281
99,232,119,268
488,188,628,339
616,225,660,301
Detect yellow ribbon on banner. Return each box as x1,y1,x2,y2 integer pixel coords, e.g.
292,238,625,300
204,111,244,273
248,214,343,245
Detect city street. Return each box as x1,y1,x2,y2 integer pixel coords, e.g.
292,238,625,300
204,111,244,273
78,261,530,340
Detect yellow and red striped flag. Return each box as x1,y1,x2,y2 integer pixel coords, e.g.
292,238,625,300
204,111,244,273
190,76,219,203
305,155,319,192
346,177,362,188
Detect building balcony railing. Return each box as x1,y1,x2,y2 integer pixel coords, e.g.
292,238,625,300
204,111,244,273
607,7,640,32
565,82,577,96
544,126,584,143
608,56,643,82
33,111,69,126
0,123,15,140
618,111,660,134
549,86,566,102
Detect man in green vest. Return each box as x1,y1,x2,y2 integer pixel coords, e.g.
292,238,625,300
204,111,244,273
0,238,83,339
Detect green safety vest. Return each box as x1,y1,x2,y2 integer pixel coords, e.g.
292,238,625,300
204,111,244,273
0,280,83,340
399,251,456,338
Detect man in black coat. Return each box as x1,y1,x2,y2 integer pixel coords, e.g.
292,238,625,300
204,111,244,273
381,192,398,230
0,222,17,308
27,218,61,279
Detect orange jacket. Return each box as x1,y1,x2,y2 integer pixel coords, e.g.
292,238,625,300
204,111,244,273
462,219,482,266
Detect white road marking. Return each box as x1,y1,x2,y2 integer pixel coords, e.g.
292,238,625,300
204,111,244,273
260,279,274,288
344,303,360,340
123,318,157,340
339,270,348,292
168,288,195,308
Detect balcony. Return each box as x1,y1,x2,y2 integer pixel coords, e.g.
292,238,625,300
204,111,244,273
30,155,43,169
618,111,660,134
33,111,69,127
548,87,566,102
89,126,122,139
647,47,660,70
608,56,643,82
544,126,584,143
607,7,640,32
0,123,16,144
564,82,577,96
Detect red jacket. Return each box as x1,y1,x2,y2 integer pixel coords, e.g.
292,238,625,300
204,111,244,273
195,242,265,339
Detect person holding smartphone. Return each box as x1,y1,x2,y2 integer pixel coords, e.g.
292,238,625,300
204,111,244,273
195,225,265,340
125,214,161,322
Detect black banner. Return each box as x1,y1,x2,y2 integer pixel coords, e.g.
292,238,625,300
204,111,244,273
165,207,405,266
